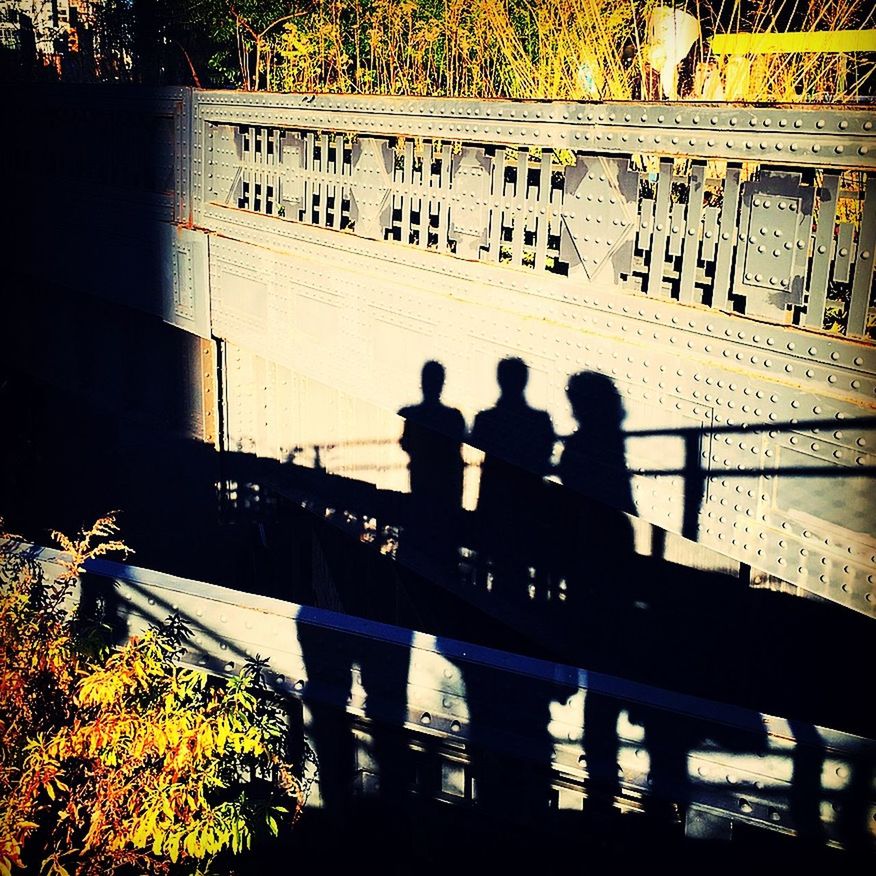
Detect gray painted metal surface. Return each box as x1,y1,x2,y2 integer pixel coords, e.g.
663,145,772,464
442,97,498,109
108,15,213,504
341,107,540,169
188,90,876,617
192,92,876,170
12,540,875,849
10,86,876,616
192,92,876,338
209,232,876,616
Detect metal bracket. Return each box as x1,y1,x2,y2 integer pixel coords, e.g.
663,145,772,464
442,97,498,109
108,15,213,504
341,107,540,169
733,170,815,319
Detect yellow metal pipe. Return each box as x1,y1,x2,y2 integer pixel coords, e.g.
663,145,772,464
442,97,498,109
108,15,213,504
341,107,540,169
710,29,876,55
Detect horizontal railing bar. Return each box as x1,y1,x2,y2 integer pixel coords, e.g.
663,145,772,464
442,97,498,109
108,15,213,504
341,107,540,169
194,91,876,171
13,540,871,753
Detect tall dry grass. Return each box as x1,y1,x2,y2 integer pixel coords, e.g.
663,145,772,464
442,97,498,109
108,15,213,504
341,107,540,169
265,0,658,98
230,0,874,102
703,0,875,102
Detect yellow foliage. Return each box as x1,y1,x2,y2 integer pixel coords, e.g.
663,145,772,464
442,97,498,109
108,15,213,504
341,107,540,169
0,517,306,875
230,0,874,103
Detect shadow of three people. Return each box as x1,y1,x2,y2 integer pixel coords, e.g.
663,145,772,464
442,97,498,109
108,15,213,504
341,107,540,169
397,355,637,611
261,356,840,845
394,359,777,834
397,356,657,821
297,356,617,831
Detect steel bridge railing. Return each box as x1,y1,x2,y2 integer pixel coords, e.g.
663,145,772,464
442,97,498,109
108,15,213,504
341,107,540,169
6,86,875,614
192,92,876,339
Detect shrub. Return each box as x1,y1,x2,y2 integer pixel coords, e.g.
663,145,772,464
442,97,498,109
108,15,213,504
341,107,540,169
0,514,306,876
226,0,874,103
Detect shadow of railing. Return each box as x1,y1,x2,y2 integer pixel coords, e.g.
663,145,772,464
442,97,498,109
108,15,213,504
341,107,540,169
5,536,874,857
212,408,875,736
225,411,876,600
